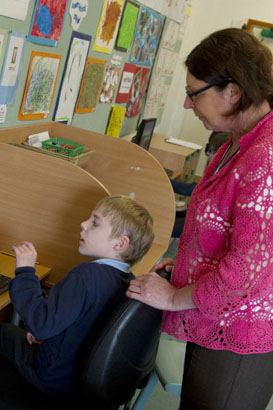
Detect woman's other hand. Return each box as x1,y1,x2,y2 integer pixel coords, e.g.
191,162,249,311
12,241,37,269
151,257,174,273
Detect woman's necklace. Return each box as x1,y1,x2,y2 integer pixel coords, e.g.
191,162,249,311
213,143,240,175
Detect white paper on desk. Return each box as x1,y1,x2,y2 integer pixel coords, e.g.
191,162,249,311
28,131,50,148
165,137,202,150
1,34,24,86
0,0,30,21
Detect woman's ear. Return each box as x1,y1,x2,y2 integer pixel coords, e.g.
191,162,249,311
114,235,130,252
226,82,241,105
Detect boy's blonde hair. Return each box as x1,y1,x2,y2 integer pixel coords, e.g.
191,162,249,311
95,195,154,266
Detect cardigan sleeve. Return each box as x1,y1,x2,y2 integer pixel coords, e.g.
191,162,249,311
192,146,273,319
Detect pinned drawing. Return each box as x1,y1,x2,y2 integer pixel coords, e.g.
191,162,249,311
115,1,139,52
0,32,26,105
99,65,121,104
53,32,91,124
69,0,88,31
126,67,150,117
93,0,125,54
129,6,164,67
0,29,9,75
106,105,126,138
29,0,67,47
18,51,61,120
76,57,106,113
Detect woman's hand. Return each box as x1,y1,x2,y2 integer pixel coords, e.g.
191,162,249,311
151,257,174,273
12,241,37,269
126,271,177,311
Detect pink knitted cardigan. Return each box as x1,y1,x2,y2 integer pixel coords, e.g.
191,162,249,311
162,110,273,354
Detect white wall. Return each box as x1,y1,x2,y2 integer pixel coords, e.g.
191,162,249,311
157,0,273,176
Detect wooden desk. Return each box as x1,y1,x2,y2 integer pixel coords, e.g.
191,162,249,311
0,122,175,282
0,252,51,311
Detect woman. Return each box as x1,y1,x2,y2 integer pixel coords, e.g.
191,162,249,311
127,28,273,410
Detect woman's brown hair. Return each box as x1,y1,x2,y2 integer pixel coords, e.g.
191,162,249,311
185,28,273,116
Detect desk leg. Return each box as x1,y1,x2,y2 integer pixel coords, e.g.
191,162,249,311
11,310,21,326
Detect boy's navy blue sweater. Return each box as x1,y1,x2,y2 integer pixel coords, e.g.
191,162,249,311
9,262,133,394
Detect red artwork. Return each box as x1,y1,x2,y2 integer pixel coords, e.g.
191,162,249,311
125,67,150,117
30,0,67,43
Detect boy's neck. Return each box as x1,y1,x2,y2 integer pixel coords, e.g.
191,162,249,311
92,258,130,273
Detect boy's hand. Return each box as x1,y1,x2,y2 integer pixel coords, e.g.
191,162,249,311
12,241,37,269
26,332,42,345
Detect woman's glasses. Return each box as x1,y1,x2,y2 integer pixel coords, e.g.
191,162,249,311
185,77,234,101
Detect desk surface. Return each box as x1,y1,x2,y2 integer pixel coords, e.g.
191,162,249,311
0,252,51,310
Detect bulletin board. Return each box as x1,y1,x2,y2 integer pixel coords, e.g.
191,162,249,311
0,0,192,137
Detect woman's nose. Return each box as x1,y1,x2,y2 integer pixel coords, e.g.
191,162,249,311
184,95,194,109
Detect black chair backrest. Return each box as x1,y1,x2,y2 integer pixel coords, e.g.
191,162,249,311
81,297,162,407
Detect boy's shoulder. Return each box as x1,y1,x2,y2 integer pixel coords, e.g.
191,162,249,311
71,261,132,282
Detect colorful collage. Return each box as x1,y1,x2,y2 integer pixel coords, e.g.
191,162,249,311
0,0,190,136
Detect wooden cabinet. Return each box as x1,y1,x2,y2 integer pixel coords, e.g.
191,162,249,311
149,133,201,181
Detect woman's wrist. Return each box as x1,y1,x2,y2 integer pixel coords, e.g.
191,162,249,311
170,284,196,311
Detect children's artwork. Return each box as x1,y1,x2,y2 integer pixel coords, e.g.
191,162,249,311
0,29,9,75
126,67,150,117
115,62,136,104
18,51,61,120
69,0,88,31
53,32,91,124
99,65,121,104
28,0,67,47
162,19,180,50
115,1,139,52
106,105,126,138
75,57,106,113
168,0,186,23
129,6,165,67
0,32,26,105
0,0,30,21
93,0,125,54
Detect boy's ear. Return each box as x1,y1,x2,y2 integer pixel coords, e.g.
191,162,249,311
114,235,130,252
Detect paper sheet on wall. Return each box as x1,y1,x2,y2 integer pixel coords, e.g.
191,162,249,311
129,6,164,67
0,32,26,105
99,65,121,104
18,51,61,120
28,0,67,47
69,0,88,31
53,32,91,124
93,0,125,54
162,20,180,51
0,105,7,123
115,1,139,52
105,105,126,138
0,29,9,76
0,0,30,21
75,57,106,113
1,35,25,86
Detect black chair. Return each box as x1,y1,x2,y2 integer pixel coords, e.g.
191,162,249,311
0,297,162,410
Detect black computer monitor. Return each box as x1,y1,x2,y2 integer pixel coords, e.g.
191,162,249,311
131,118,157,151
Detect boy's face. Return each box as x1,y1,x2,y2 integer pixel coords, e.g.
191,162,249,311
79,208,120,260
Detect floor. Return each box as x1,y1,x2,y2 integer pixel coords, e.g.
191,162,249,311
138,387,273,410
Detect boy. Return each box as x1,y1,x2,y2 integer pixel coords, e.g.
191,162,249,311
0,195,154,395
